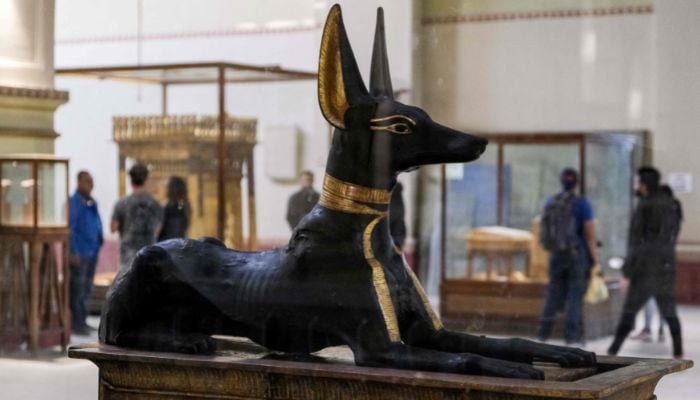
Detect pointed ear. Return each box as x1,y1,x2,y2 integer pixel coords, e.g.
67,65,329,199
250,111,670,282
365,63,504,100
370,7,393,99
318,4,370,130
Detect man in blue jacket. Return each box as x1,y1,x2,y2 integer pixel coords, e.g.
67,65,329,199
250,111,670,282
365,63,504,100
69,171,103,335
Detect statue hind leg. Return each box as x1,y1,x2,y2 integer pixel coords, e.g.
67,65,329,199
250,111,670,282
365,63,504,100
99,245,220,354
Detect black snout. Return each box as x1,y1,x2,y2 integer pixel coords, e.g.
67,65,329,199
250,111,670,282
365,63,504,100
471,137,488,158
441,126,488,164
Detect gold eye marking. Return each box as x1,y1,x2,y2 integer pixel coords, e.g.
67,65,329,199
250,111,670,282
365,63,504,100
370,123,413,135
369,114,416,126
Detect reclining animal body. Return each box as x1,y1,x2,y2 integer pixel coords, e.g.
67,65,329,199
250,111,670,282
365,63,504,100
99,5,596,379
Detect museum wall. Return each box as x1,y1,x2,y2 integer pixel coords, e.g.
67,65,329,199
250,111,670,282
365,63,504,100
418,0,654,134
0,0,55,88
416,0,700,249
0,0,66,154
653,0,700,251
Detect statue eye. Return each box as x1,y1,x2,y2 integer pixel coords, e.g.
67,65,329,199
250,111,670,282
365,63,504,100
390,123,412,134
369,115,416,134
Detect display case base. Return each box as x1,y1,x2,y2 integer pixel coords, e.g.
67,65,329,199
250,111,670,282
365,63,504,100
441,279,623,340
69,339,690,400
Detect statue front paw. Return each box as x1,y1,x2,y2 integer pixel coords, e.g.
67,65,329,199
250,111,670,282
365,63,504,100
172,334,217,354
476,357,545,380
530,341,597,367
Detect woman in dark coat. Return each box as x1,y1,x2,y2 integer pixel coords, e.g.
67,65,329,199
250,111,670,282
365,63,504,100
158,176,191,241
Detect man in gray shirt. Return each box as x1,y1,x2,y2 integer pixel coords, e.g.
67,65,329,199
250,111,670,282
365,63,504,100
111,163,163,271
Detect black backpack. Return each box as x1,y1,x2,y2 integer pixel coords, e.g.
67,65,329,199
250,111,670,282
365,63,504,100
540,191,579,252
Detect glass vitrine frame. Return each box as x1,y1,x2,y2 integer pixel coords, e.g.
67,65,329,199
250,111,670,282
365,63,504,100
438,131,647,283
0,154,70,233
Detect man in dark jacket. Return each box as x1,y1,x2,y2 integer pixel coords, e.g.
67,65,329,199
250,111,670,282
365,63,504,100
608,167,683,358
286,171,320,230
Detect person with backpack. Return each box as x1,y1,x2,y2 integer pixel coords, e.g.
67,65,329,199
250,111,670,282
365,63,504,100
537,168,598,346
111,163,163,271
608,167,683,358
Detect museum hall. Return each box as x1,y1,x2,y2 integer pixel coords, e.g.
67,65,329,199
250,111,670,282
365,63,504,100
1,0,700,399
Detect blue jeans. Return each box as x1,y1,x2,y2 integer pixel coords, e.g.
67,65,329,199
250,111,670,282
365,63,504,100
70,257,98,329
537,249,588,343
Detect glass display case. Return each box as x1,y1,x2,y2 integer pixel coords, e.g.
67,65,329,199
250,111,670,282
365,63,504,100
433,131,644,338
0,155,69,231
441,132,645,281
0,154,70,354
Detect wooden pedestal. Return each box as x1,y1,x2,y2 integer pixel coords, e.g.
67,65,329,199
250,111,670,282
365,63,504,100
69,341,690,400
440,279,623,340
0,232,70,354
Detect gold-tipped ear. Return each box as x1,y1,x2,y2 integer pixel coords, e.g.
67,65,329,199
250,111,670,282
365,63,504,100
318,5,348,130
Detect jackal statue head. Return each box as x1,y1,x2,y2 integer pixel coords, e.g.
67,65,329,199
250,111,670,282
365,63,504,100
318,5,488,190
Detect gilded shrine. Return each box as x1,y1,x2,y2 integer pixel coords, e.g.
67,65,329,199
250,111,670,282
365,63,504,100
57,62,318,249
113,114,257,249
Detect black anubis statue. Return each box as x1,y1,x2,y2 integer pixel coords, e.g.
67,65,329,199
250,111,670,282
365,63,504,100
100,5,596,379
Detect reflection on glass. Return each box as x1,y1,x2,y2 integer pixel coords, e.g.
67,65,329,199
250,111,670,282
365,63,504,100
440,133,644,282
586,139,634,272
38,162,68,227
1,162,34,226
504,144,579,230
444,146,498,279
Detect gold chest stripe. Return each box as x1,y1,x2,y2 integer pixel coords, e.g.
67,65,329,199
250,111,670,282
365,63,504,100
401,254,444,331
363,216,401,343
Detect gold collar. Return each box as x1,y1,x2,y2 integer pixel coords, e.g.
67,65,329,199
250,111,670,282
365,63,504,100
319,174,390,215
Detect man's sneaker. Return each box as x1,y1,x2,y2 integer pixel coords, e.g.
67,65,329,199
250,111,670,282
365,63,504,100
630,330,652,342
658,330,666,343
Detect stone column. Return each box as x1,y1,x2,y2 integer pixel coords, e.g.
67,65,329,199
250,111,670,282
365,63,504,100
0,0,67,154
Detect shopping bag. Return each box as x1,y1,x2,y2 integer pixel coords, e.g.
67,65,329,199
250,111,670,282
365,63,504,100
585,264,609,304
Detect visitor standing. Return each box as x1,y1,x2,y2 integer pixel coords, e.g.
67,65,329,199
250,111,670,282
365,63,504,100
158,176,191,241
286,170,319,230
608,169,683,358
537,168,598,346
111,163,163,271
69,171,103,335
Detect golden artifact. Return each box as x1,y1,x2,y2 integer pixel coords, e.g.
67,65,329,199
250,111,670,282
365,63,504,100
96,5,600,381
444,223,621,339
0,154,70,353
466,226,533,281
113,114,257,249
